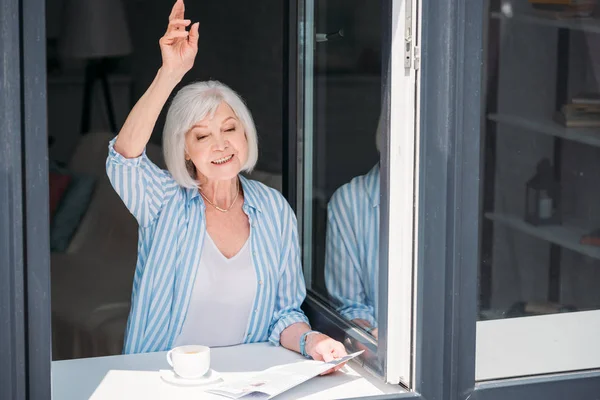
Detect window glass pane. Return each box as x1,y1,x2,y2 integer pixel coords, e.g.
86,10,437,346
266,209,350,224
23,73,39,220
478,0,600,380
300,0,383,341
298,0,418,386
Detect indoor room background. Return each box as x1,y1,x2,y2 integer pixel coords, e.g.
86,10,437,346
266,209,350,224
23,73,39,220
45,0,383,360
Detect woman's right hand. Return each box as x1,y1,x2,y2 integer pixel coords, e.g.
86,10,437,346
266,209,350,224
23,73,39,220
159,0,199,79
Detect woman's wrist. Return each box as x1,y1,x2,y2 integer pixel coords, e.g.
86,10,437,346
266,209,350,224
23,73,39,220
363,325,375,333
156,67,185,88
300,330,320,358
352,318,375,331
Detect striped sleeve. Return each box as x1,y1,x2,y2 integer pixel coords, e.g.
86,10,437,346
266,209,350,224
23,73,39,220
325,188,376,326
268,198,310,345
105,137,175,228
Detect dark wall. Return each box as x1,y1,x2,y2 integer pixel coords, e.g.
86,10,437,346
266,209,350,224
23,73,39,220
47,0,284,173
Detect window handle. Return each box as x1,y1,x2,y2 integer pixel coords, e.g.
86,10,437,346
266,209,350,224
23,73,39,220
316,29,344,43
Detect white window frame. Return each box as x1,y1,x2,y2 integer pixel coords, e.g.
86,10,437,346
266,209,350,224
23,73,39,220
381,0,421,387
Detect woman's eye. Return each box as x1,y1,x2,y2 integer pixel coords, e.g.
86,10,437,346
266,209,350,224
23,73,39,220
196,135,208,141
225,127,235,132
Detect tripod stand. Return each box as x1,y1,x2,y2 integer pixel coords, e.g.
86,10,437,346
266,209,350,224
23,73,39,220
80,59,118,135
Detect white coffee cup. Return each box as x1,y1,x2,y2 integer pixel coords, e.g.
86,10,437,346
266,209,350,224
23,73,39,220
166,345,211,379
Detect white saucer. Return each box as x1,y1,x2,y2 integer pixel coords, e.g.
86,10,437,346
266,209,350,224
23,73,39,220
160,368,222,386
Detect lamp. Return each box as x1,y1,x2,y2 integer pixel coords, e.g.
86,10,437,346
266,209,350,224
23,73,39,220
58,0,132,134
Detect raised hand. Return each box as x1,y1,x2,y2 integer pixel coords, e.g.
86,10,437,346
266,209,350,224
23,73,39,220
159,0,200,78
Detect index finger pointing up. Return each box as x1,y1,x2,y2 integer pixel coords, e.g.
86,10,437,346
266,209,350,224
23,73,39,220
169,0,185,21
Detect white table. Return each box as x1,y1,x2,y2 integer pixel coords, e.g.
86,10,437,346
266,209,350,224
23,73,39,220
52,342,404,399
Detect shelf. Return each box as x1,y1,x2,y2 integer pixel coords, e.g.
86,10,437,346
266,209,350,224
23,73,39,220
488,113,600,148
490,11,600,34
485,212,600,260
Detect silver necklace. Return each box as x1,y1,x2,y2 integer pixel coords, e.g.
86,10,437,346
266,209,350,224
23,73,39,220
200,179,240,212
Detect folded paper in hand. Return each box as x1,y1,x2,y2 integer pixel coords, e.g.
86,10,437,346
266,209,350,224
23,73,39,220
207,351,364,399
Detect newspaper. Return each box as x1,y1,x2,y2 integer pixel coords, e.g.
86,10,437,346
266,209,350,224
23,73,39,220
206,351,364,399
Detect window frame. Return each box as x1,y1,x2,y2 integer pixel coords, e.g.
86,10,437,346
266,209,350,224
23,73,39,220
1,0,28,398
1,0,52,399
291,0,418,385
4,0,600,398
298,0,600,398
380,0,421,387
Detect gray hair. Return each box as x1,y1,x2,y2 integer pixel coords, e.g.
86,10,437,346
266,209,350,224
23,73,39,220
163,80,259,189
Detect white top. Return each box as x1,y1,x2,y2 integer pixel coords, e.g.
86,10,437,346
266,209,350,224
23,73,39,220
173,233,256,347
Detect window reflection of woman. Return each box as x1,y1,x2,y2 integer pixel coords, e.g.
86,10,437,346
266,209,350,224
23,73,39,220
325,113,383,339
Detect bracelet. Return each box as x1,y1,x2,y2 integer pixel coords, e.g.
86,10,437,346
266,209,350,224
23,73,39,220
299,330,320,358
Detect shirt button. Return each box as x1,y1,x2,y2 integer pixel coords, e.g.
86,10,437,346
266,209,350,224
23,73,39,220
254,309,258,313
258,280,263,285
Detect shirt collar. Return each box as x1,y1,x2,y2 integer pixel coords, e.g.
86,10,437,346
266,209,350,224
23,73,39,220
185,187,201,203
365,163,381,207
239,175,262,213
185,175,262,213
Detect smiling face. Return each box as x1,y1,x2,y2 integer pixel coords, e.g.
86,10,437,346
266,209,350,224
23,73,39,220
184,101,248,182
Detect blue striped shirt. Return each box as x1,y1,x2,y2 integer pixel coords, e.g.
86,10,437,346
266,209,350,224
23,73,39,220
106,138,309,354
325,164,380,327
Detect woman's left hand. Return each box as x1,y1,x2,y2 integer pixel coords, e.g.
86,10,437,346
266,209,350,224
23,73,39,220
305,333,348,375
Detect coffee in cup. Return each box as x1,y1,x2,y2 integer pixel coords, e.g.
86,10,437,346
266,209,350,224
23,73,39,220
166,345,210,379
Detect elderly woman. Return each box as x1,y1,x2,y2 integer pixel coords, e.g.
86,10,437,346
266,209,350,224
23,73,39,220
107,0,346,367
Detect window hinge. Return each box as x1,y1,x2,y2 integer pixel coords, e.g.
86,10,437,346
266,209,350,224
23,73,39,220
404,34,412,69
404,0,419,70
404,36,420,71
404,7,413,70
